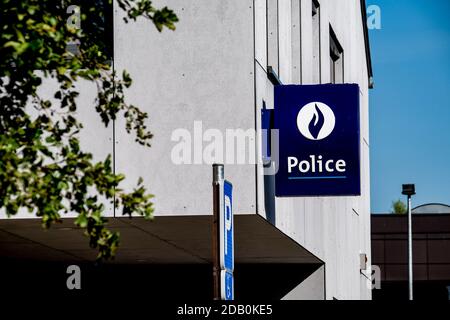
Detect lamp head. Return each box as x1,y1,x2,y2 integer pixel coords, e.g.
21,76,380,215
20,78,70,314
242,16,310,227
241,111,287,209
402,184,416,196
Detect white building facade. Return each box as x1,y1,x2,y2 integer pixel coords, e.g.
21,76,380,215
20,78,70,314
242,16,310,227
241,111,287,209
0,0,373,300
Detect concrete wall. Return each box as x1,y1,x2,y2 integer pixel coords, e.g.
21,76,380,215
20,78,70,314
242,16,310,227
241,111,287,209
113,0,257,217
282,265,325,300
0,76,114,219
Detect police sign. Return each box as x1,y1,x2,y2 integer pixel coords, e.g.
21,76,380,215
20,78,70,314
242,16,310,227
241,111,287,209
274,84,360,197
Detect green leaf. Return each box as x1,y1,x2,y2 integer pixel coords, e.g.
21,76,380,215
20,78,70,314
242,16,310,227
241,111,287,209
75,215,88,228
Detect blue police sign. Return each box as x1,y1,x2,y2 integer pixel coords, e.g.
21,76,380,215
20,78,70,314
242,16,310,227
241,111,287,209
221,270,233,300
220,180,233,271
274,84,360,197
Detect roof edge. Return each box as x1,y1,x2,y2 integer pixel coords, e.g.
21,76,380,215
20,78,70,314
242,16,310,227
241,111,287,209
371,213,450,217
413,203,450,209
360,0,374,89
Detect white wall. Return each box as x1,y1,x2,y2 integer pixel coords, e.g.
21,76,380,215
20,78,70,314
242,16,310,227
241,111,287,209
254,0,372,299
0,77,114,219
282,265,325,300
115,0,372,300
113,0,257,216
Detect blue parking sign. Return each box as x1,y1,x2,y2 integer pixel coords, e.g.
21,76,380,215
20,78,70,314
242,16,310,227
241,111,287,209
221,180,233,271
221,270,234,300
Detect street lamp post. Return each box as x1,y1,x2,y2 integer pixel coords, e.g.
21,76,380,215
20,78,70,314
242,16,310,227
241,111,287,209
402,184,415,301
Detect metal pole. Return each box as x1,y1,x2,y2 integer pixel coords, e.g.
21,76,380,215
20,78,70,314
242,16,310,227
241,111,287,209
212,164,224,300
407,195,413,300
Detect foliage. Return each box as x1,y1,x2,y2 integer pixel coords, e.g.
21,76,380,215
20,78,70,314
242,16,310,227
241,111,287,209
0,0,178,260
391,199,407,215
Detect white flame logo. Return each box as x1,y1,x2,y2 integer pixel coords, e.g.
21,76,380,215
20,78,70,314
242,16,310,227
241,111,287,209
297,102,336,140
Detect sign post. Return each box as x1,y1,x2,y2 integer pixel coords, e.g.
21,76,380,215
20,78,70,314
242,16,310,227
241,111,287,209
212,164,234,300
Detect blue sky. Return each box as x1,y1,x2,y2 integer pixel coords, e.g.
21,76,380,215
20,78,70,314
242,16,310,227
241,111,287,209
368,0,450,212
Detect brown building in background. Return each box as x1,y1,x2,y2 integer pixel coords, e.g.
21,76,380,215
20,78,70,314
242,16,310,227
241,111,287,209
371,204,450,300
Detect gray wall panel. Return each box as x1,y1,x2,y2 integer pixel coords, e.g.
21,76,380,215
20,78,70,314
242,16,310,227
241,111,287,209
114,0,256,216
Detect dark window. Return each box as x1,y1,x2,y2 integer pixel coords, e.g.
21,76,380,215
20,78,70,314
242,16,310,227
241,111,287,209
267,0,279,75
329,26,344,84
312,0,321,83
